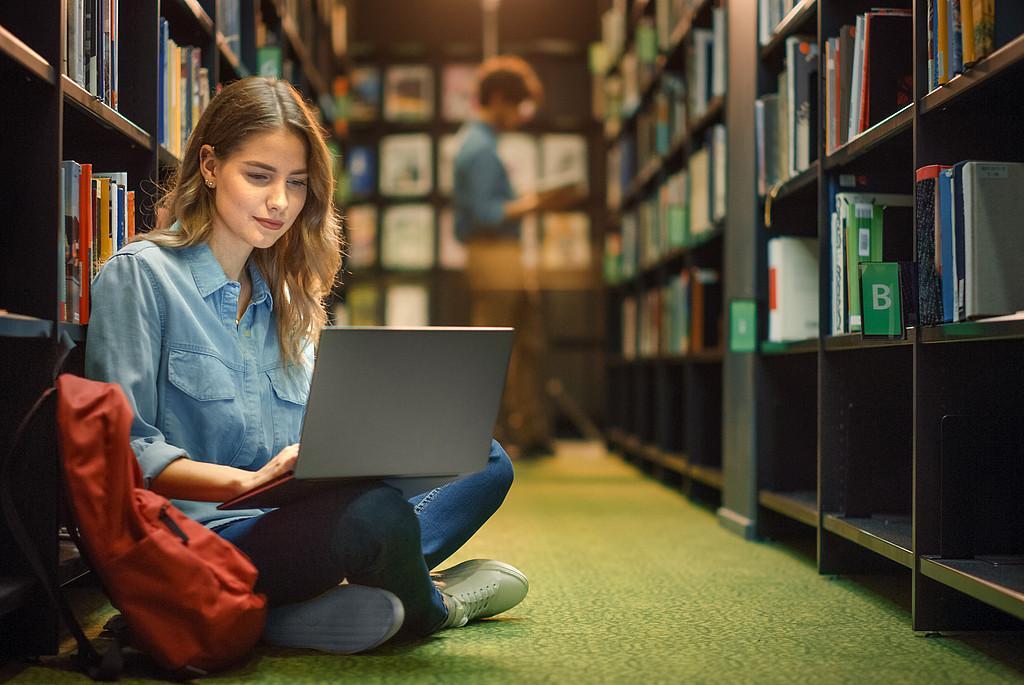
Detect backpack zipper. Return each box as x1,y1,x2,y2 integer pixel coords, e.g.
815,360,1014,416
159,504,190,545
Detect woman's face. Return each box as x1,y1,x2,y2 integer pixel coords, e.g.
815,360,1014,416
201,128,309,257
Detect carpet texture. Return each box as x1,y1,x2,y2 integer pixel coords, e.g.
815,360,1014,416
5,441,1024,683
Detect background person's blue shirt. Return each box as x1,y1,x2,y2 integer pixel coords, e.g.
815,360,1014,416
453,120,519,242
85,235,311,529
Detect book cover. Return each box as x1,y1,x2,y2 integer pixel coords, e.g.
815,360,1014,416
442,63,477,122
379,133,433,197
381,204,435,270
384,65,434,122
347,145,376,197
962,161,1024,318
350,66,381,122
863,12,913,129
768,236,819,342
539,134,588,191
385,284,430,327
785,35,818,176
345,204,377,269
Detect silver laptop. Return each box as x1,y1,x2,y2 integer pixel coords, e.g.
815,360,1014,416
219,326,513,510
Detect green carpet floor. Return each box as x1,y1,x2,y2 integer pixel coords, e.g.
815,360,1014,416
6,442,1024,684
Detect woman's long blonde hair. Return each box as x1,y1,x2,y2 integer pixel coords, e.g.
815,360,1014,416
145,77,342,367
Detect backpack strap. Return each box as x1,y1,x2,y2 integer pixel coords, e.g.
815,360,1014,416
0,385,123,681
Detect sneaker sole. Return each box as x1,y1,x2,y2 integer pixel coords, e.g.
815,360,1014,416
263,584,405,654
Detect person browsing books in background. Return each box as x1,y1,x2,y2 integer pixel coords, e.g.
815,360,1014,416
454,55,581,459
85,76,529,655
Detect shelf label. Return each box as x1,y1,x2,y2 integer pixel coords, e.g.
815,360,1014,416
859,262,903,337
729,299,757,353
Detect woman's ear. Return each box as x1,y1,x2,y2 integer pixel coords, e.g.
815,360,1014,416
199,144,218,187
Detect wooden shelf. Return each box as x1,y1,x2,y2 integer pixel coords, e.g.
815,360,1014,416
824,332,913,352
761,337,818,356
920,557,1024,622
823,513,913,568
0,577,34,619
920,32,1024,116
760,0,818,60
759,489,817,527
689,463,723,490
824,103,913,170
217,33,249,79
61,75,151,149
764,159,818,209
161,0,215,39
919,320,1024,345
0,23,55,84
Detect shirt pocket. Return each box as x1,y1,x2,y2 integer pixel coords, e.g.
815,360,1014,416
265,365,308,451
164,347,246,466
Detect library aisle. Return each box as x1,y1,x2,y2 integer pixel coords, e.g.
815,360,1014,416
5,442,1023,684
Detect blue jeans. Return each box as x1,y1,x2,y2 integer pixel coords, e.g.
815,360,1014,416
215,440,514,636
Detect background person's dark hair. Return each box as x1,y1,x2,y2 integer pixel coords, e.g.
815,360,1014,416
476,55,543,107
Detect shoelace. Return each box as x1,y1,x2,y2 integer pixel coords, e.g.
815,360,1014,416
445,581,499,627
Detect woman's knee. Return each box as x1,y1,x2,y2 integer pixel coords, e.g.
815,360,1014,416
335,484,421,550
489,439,515,497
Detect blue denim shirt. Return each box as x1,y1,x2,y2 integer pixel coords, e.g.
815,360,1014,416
453,120,519,242
84,236,311,528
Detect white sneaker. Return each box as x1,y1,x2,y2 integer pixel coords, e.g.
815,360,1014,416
263,584,404,653
433,559,529,628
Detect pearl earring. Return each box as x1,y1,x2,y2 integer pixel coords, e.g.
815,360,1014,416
206,179,215,188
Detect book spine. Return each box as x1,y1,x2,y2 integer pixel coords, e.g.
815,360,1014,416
79,164,92,324
937,0,949,83
961,0,976,64
951,0,964,76
58,165,66,322
972,0,994,61
914,167,945,325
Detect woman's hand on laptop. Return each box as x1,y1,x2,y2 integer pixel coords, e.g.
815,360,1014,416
245,444,300,491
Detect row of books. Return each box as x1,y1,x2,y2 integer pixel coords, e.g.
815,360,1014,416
755,35,818,194
927,0,1024,92
335,64,477,126
915,161,1024,326
343,132,588,200
602,6,725,135
633,75,687,178
59,161,136,324
608,125,725,282
829,189,913,335
336,283,431,329
823,10,912,156
345,206,592,273
158,19,213,160
65,0,119,108
620,267,722,359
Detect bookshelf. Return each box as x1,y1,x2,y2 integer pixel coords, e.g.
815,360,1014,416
601,0,728,502
0,0,342,657
604,0,1024,632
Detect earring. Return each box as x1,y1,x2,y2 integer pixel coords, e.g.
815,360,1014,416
206,179,215,188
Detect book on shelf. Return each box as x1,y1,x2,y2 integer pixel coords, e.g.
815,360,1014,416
347,145,377,198
755,94,779,196
381,204,435,270
497,133,539,196
442,64,477,122
785,35,818,177
345,283,380,326
928,0,1024,91
604,232,622,284
257,45,283,78
158,20,211,160
830,191,913,334
379,134,433,198
541,212,590,270
687,15,726,122
350,66,382,122
768,236,818,342
759,0,802,46
663,269,691,355
60,162,80,324
824,10,911,154
76,0,119,107
915,165,947,326
384,65,434,122
690,268,722,353
385,284,430,328
438,209,468,270
621,294,638,359
344,204,377,269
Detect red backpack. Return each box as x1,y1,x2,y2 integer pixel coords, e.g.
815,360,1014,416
1,374,266,678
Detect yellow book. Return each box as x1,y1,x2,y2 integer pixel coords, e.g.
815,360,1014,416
98,177,112,261
937,0,949,84
961,0,975,64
